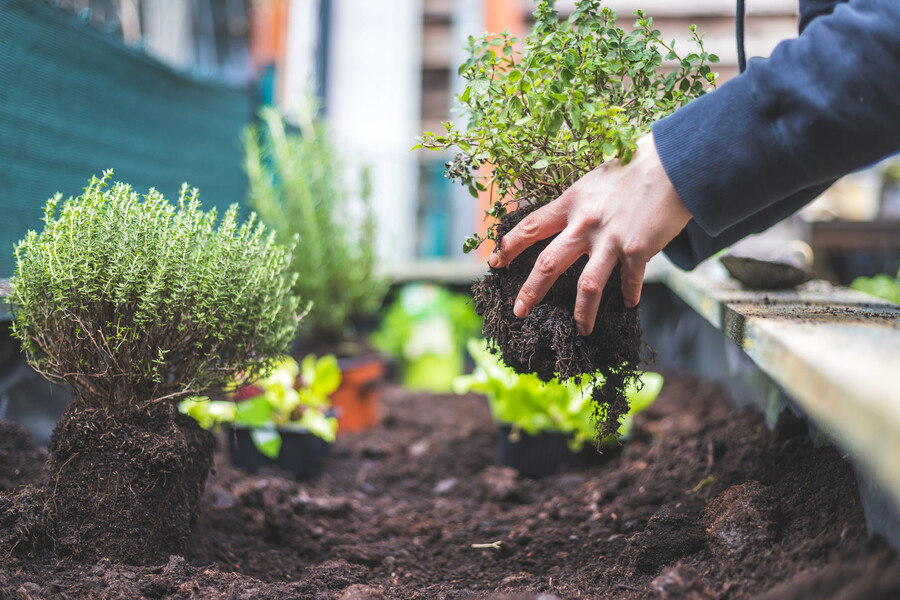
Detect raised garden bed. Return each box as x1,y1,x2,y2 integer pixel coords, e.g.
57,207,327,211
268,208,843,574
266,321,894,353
2,374,899,598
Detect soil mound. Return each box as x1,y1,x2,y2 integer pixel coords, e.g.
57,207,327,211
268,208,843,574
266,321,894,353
472,206,644,437
2,403,215,565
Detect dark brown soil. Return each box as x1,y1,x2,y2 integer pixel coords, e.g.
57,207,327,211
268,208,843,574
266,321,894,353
2,402,215,565
0,422,45,492
2,374,899,599
473,206,644,438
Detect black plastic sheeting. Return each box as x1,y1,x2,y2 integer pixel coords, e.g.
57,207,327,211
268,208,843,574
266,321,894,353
0,0,255,278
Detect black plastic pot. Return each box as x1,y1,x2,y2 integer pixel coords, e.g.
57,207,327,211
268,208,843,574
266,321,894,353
496,424,618,477
226,425,330,477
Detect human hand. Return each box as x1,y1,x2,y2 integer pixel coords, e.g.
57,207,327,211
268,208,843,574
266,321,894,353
487,132,691,336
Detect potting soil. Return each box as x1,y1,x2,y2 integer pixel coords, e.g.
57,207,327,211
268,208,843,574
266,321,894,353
1,374,899,599
473,206,644,439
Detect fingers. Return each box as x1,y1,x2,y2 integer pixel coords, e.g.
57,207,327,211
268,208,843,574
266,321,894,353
620,259,647,309
513,231,587,318
489,200,569,269
573,253,617,336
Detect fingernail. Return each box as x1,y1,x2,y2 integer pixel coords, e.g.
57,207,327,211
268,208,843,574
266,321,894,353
488,253,500,268
514,299,527,318
577,323,588,336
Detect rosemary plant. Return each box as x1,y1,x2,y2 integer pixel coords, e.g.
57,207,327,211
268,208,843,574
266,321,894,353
244,106,387,342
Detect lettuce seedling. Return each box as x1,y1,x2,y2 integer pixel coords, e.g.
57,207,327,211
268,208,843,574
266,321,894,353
455,339,662,451
180,354,340,458
371,284,483,392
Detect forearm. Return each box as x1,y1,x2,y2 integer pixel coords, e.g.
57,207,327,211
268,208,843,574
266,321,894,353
653,0,900,261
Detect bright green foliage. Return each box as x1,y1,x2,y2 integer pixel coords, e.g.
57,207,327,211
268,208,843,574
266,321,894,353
455,339,663,451
244,106,388,340
10,172,304,408
371,284,482,392
416,0,718,251
179,354,340,458
850,269,900,304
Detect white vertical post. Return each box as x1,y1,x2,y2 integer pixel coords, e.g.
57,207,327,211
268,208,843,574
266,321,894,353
283,0,319,113
326,0,424,267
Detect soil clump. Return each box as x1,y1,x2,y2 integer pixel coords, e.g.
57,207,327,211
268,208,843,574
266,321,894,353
473,206,644,438
2,402,215,565
1,374,899,598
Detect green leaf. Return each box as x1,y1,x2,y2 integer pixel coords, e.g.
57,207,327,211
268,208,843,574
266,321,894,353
570,106,582,131
547,110,564,134
532,158,549,169
471,78,491,96
251,427,282,459
463,235,483,253
310,354,342,397
628,372,664,412
298,410,338,442
178,397,237,430
236,396,277,427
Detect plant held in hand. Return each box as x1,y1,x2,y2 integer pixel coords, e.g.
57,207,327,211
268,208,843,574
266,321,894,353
418,0,717,252
417,0,716,438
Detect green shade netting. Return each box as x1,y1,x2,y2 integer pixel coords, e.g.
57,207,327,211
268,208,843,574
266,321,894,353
0,0,254,278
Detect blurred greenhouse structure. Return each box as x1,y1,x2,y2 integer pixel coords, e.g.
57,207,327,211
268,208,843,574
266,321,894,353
4,0,898,280
1,0,805,283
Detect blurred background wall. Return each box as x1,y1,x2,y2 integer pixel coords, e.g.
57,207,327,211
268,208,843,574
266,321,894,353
0,0,802,282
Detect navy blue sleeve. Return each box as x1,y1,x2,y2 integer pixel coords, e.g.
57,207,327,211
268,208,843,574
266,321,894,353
654,0,900,269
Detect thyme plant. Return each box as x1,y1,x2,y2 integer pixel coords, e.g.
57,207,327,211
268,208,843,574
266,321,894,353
9,172,305,408
244,106,388,342
417,0,718,251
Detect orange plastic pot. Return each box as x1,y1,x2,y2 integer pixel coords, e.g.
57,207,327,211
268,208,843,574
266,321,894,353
331,354,386,433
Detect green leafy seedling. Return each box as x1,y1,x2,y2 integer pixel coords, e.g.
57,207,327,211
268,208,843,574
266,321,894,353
180,354,340,458
455,339,663,451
